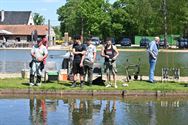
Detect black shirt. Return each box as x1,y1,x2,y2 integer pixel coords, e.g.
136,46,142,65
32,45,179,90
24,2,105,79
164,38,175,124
73,43,86,61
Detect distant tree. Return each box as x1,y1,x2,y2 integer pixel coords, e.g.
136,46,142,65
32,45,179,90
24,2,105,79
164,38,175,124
33,13,45,25
53,26,62,40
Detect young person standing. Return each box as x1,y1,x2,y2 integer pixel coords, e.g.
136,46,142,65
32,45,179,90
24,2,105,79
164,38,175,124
72,35,86,87
83,38,96,86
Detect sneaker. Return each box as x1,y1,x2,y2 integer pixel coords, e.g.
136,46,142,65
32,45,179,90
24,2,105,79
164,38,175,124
29,83,34,87
36,83,41,86
122,83,129,87
106,84,111,88
114,85,118,88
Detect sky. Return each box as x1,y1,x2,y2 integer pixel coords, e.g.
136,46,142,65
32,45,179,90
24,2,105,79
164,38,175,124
0,0,116,26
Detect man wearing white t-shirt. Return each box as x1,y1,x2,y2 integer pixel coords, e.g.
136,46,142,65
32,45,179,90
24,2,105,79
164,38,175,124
83,38,96,86
29,38,48,86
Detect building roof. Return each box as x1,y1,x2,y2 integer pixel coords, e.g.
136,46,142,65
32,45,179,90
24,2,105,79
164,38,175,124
0,25,48,35
0,11,32,25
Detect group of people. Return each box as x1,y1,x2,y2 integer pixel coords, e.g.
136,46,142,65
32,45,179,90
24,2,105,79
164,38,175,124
71,35,119,88
29,35,160,87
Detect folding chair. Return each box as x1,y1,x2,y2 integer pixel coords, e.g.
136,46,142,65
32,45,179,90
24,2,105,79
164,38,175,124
44,61,59,83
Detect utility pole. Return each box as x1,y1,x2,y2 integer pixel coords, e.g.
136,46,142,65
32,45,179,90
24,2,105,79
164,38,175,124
48,19,51,46
163,0,167,48
81,17,84,42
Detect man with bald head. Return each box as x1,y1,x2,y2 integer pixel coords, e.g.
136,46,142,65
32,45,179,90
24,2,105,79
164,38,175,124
148,37,160,83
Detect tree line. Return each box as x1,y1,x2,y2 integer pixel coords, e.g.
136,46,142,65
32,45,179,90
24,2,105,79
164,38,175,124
57,0,188,42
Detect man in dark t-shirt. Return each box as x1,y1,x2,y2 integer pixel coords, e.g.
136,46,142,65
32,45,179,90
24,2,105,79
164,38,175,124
72,35,86,87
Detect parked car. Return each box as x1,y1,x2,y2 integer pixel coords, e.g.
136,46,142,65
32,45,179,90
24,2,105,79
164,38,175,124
120,38,131,46
159,39,169,48
140,37,150,48
111,37,116,45
91,37,101,45
177,38,188,48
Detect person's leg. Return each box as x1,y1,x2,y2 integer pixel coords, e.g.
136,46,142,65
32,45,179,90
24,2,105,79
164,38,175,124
83,65,88,83
36,62,42,86
36,75,41,85
112,62,117,88
149,59,156,82
80,66,85,87
29,61,36,86
105,62,111,87
88,66,93,86
71,61,78,87
112,72,117,88
30,74,34,85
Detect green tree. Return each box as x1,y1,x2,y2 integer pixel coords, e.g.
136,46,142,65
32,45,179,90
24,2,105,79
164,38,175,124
57,0,112,40
33,13,45,25
53,26,62,40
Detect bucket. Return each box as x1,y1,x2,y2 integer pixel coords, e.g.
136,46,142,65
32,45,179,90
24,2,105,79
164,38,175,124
21,69,30,79
59,69,68,81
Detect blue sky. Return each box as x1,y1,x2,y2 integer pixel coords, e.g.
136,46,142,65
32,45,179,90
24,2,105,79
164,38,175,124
0,0,116,26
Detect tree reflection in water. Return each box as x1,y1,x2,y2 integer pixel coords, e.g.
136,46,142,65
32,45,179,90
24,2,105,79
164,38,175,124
26,97,188,125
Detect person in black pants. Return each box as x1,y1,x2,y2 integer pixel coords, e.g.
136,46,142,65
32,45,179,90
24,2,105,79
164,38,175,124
71,35,86,87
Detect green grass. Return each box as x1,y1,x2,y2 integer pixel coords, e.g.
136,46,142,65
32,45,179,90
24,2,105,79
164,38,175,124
0,78,188,92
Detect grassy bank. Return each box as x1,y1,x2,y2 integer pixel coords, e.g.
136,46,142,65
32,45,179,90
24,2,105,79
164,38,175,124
0,78,188,92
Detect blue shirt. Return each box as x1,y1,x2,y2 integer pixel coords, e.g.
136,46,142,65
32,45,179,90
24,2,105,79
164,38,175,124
148,40,158,59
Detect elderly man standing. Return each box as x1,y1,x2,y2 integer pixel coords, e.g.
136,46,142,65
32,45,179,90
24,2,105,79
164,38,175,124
148,37,160,83
29,38,48,86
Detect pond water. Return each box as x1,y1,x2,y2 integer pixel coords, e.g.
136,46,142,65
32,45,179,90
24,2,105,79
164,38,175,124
0,49,188,76
0,96,188,125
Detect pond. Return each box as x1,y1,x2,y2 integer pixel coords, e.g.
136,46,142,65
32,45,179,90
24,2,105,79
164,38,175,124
0,49,188,76
0,96,188,125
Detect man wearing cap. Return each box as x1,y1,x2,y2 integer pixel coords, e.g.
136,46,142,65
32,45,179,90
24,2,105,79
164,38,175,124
147,36,160,83
29,38,48,86
72,35,86,87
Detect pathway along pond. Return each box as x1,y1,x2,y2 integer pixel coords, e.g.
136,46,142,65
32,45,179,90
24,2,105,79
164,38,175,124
0,96,188,125
0,49,188,76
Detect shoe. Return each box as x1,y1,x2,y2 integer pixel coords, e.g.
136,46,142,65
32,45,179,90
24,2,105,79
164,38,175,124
71,83,76,87
36,83,41,86
122,83,129,87
114,85,118,88
29,83,34,87
147,80,157,83
106,84,111,88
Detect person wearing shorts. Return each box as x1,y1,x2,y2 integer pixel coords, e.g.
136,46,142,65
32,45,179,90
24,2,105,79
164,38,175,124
101,38,119,88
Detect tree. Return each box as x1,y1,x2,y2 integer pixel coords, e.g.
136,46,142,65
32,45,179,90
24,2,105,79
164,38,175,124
33,13,45,25
57,0,112,40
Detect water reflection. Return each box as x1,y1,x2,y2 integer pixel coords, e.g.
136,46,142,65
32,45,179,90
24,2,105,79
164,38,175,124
29,97,58,125
24,97,188,125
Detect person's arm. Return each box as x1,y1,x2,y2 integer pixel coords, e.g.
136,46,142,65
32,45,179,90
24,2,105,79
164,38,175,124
92,46,97,63
80,50,86,67
112,45,119,60
38,47,48,62
31,46,36,58
72,45,85,55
